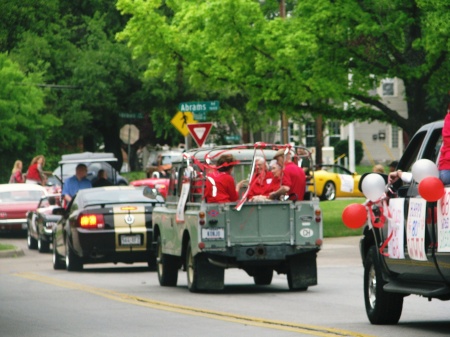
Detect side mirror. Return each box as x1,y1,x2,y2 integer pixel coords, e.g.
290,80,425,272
143,186,165,203
52,207,66,216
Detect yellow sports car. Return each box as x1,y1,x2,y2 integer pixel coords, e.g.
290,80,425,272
308,164,364,201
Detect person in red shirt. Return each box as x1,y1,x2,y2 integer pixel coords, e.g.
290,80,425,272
26,155,47,185
205,154,246,203
268,149,306,201
439,104,450,185
250,159,282,202
247,156,274,200
9,160,25,183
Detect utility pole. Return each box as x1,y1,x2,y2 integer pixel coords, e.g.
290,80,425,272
279,0,289,144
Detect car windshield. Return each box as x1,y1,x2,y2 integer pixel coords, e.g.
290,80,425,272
0,190,44,202
79,188,155,206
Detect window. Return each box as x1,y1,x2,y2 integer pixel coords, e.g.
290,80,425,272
382,78,395,97
305,123,316,147
391,125,399,148
328,121,341,147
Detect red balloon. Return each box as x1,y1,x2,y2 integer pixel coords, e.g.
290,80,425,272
418,176,445,202
342,203,367,229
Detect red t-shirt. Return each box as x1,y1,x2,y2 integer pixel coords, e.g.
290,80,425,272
205,171,239,203
281,162,306,201
439,112,450,170
27,163,42,181
247,171,275,199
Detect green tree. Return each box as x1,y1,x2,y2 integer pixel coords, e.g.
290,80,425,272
0,53,60,180
117,0,449,141
294,0,449,138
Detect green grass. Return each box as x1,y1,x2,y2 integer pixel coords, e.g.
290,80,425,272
321,198,366,237
0,242,16,251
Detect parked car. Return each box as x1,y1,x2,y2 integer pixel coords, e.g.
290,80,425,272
52,152,128,186
0,184,48,234
26,194,63,252
357,119,450,324
309,164,364,201
52,186,164,271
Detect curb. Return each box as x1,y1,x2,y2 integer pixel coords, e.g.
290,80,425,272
0,248,25,258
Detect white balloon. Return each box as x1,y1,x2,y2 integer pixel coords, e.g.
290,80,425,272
361,173,386,202
411,159,439,183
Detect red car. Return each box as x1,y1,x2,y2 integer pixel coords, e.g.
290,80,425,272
130,177,169,197
0,184,48,234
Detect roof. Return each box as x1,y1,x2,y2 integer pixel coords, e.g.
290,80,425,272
59,152,118,165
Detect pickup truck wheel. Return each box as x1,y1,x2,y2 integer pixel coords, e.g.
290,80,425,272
253,269,273,285
65,239,83,271
364,246,403,324
38,236,50,253
53,237,65,270
27,227,37,249
157,236,178,286
320,181,336,201
186,240,224,292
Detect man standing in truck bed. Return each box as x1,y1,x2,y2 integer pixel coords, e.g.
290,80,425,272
268,149,306,201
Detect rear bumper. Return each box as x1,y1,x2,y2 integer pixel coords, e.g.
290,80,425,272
0,219,27,232
204,244,320,265
72,228,154,263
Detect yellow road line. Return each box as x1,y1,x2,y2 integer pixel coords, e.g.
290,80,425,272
15,272,374,337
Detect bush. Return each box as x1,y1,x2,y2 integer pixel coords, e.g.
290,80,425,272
334,139,364,165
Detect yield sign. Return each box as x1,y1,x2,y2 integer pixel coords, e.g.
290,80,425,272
187,122,213,147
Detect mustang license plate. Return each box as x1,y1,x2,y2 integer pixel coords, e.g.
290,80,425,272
120,235,142,246
202,228,225,240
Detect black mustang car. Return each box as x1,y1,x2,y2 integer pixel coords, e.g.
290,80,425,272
52,186,164,271
27,194,63,253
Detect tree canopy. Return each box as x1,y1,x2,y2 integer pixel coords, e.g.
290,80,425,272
117,0,449,138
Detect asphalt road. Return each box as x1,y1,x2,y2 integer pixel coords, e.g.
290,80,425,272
1,235,450,337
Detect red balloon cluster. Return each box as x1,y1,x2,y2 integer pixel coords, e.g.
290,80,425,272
418,176,445,202
342,203,367,229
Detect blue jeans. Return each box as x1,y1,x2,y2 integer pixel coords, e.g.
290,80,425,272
439,170,450,185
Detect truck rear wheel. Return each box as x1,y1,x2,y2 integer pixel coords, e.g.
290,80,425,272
157,236,178,286
186,240,224,292
253,268,273,285
364,246,403,324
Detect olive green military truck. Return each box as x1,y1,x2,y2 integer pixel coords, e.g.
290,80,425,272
150,144,323,292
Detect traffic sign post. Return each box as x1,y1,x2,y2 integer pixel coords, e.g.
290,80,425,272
120,124,140,172
171,111,196,136
187,123,213,148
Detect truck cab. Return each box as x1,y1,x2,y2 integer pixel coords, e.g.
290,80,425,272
151,144,323,292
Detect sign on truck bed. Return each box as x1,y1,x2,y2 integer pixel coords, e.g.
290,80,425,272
150,144,323,292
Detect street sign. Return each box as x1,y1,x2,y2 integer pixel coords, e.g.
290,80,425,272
120,124,139,144
225,135,241,142
187,122,213,148
119,112,144,119
171,111,196,136
193,111,207,121
178,101,220,113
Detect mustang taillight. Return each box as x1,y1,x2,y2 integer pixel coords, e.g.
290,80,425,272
78,214,105,229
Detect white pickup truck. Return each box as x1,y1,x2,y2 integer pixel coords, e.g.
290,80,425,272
150,144,323,292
